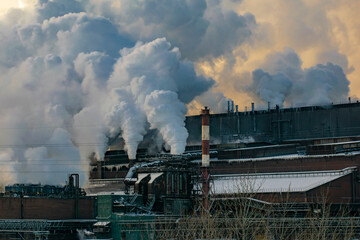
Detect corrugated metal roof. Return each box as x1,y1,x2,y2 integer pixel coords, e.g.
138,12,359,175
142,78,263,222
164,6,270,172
209,167,356,194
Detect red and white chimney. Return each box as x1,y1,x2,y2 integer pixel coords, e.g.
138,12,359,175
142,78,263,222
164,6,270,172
201,106,210,210
201,107,210,167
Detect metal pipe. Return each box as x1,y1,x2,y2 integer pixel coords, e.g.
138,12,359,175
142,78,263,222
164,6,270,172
124,161,161,182
70,174,80,219
252,103,256,132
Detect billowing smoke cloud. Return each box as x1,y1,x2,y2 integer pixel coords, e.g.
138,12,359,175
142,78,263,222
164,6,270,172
0,0,221,185
251,70,292,107
189,0,359,110
190,91,232,114
144,90,188,154
5,0,353,186
105,38,210,156
86,0,256,60
249,49,350,107
104,89,146,160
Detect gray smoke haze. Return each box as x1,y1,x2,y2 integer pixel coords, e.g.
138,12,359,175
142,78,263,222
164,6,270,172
194,91,232,113
2,0,351,186
104,89,146,160
249,48,350,107
105,38,204,158
0,0,226,185
86,0,256,60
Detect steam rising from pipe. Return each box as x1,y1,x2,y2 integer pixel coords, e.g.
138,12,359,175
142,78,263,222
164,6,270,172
0,0,352,185
105,89,146,160
144,90,188,154
0,1,218,184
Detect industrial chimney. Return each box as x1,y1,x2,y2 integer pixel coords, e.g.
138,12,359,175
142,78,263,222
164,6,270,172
201,106,210,210
201,107,210,167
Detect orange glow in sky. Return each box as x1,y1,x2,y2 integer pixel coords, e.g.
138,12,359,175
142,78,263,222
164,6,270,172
0,2,21,13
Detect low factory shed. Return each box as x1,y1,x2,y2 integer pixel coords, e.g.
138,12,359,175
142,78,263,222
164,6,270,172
210,167,359,204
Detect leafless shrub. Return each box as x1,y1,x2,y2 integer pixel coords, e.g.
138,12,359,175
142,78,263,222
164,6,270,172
152,176,360,240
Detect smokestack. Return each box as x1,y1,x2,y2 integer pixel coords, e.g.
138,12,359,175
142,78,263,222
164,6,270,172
227,101,230,113
231,101,234,113
70,174,80,219
201,107,210,167
201,106,210,210
97,161,103,179
252,102,256,132
236,105,238,113
129,158,135,167
349,97,351,103
268,102,271,111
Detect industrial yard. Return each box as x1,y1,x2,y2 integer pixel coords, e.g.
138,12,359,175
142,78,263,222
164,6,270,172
1,0,360,239
0,102,360,239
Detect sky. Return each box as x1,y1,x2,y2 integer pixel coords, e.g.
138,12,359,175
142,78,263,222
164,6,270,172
195,0,360,110
0,1,24,13
0,0,358,110
0,0,358,185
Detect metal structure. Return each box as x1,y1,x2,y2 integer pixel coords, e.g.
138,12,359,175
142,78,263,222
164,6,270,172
0,219,96,240
0,174,96,239
69,174,80,219
185,102,360,145
102,213,360,240
4,174,85,198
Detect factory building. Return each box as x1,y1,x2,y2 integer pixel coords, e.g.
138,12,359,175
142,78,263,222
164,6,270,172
186,102,360,145
84,104,360,238
0,175,96,239
209,167,358,203
91,103,360,205
3,102,360,239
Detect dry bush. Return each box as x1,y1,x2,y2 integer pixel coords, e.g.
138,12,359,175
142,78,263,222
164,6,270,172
153,176,360,240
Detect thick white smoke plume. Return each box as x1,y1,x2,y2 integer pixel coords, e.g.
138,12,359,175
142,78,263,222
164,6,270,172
144,90,188,154
0,0,230,185
2,0,351,186
104,39,201,157
86,0,255,60
249,49,350,107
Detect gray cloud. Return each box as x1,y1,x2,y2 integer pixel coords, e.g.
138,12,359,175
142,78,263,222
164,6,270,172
37,0,84,21
249,49,350,107
86,0,255,60
0,2,215,184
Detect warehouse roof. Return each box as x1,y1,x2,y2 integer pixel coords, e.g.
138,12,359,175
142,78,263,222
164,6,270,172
210,167,356,194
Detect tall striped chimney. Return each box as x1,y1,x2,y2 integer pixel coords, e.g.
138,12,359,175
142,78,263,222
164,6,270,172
201,106,210,210
201,107,210,167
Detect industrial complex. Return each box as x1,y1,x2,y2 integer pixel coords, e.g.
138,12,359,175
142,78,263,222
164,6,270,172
2,102,360,239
